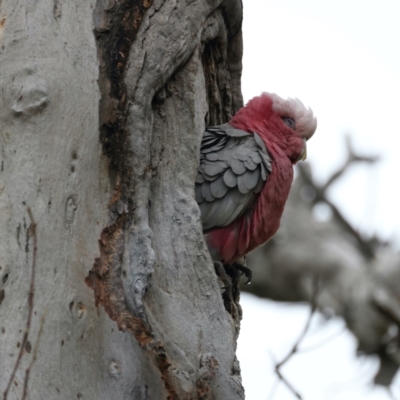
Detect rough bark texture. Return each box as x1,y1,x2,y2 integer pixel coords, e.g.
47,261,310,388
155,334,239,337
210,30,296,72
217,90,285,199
0,0,245,399
244,142,400,387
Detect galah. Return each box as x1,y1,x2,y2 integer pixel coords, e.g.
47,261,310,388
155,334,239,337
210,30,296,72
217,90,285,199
195,93,317,274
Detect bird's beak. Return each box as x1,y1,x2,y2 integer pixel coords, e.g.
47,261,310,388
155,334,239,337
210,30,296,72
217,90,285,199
298,139,307,162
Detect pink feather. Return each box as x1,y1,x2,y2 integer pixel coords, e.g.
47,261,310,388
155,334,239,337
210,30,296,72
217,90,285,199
204,93,316,264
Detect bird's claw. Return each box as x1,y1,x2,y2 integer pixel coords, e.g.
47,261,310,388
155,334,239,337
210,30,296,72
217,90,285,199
213,260,250,329
213,261,241,321
232,262,252,284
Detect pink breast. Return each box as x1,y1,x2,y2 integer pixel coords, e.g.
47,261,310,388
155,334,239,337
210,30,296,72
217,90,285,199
204,156,293,264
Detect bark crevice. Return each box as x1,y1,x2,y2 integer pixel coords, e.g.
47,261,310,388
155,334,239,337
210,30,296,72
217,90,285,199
88,0,245,397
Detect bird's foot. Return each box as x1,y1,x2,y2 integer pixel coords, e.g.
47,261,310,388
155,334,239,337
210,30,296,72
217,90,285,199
232,261,252,285
213,261,242,324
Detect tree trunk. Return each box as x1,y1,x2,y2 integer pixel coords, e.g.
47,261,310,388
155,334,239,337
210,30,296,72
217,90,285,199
0,0,244,399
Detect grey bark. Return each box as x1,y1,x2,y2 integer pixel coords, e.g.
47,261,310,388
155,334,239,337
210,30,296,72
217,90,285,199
0,0,245,399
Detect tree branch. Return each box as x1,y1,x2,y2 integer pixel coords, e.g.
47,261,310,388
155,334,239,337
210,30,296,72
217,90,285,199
323,135,379,190
272,278,320,399
297,135,380,260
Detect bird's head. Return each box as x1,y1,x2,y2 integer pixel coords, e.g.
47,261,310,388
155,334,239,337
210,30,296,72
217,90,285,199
230,92,317,164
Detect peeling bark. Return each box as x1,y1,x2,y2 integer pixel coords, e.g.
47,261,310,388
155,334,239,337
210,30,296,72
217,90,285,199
1,0,245,398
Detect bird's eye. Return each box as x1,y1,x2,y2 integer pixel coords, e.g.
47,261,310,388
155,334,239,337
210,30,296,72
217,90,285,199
282,117,296,130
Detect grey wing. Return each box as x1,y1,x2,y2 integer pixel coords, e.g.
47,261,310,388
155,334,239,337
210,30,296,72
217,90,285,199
195,124,272,231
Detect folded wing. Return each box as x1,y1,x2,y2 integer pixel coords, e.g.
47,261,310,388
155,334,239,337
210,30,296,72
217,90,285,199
195,123,272,231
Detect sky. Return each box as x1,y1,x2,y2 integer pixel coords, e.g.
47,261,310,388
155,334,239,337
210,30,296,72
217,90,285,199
241,0,400,243
238,294,398,400
238,1,400,398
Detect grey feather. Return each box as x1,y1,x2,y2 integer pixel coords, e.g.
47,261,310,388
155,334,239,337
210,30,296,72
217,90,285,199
224,129,251,138
205,152,221,161
202,161,227,177
230,187,248,205
249,152,262,164
237,174,250,194
201,182,215,202
196,123,272,231
260,163,268,181
210,176,230,199
203,199,231,229
243,159,258,170
200,190,253,230
196,172,205,184
203,172,220,182
229,159,246,175
214,124,251,137
201,199,229,230
260,152,272,169
253,132,268,154
223,169,237,188
207,195,244,228
203,143,226,154
254,176,265,193
195,184,204,203
243,168,261,190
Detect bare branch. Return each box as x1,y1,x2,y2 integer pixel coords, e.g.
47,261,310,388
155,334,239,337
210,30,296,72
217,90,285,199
296,326,346,354
323,135,379,190
372,288,400,327
272,278,320,399
266,379,280,400
297,136,381,260
324,199,376,260
387,387,399,400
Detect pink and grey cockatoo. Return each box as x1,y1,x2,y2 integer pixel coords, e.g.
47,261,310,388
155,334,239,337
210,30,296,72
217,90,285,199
195,93,317,278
